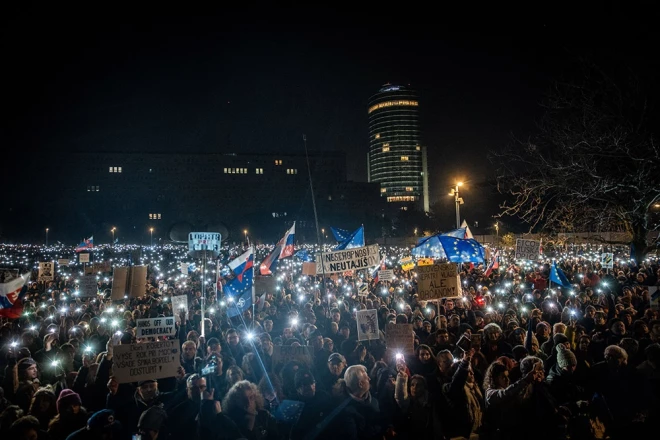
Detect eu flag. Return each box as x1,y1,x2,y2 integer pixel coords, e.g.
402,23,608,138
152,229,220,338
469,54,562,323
223,248,254,318
334,226,365,251
550,261,572,289
412,235,485,263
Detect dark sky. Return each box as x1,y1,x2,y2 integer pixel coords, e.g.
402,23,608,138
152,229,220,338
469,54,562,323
3,5,657,226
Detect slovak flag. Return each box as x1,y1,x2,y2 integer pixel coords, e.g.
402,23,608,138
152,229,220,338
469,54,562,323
460,220,474,239
484,251,500,277
0,273,30,319
371,256,386,283
260,222,296,275
224,248,254,318
75,236,94,253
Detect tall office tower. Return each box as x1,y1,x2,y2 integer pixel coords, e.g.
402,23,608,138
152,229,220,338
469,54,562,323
367,84,429,211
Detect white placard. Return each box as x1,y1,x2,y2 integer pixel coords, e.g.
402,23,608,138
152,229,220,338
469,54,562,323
78,276,98,298
601,253,614,269
112,340,180,384
515,239,541,261
58,259,70,266
356,309,379,341
135,317,176,339
316,244,380,274
38,262,54,282
378,269,394,281
188,232,221,252
79,253,90,263
171,295,188,323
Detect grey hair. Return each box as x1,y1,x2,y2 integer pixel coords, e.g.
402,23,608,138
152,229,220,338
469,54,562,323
344,365,367,393
604,345,628,361
519,356,543,375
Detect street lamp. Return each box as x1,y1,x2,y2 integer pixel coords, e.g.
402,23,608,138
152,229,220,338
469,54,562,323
45,228,49,247
448,182,464,229
414,228,418,236
321,228,325,242
111,227,116,245
149,227,154,247
494,221,499,247
243,229,248,243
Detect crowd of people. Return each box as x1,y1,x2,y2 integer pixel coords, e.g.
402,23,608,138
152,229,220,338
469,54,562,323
0,243,659,440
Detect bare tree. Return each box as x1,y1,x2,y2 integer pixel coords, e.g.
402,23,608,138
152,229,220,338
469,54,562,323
493,62,660,261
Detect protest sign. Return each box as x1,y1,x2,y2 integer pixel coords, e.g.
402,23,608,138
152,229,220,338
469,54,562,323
601,253,614,269
358,283,368,296
78,253,90,263
400,256,414,271
78,276,98,298
129,266,148,298
386,323,414,354
111,267,128,300
356,309,379,341
272,345,313,367
417,263,461,300
84,262,112,275
135,317,176,339
316,245,380,274
112,340,180,384
58,259,70,266
417,258,434,267
171,295,188,323
378,270,394,281
302,262,317,276
38,262,54,282
515,239,541,261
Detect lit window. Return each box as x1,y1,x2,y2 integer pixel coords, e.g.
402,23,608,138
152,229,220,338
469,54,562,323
157,214,161,219
380,188,387,193
368,99,419,114
149,214,153,219
109,167,112,172
416,146,421,151
406,187,413,191
118,167,122,173
387,196,418,202
256,168,263,174
243,168,247,174
275,160,282,166
382,146,390,152
375,133,380,139
328,195,332,201
224,168,228,173
401,156,409,161
109,166,122,173
287,169,298,175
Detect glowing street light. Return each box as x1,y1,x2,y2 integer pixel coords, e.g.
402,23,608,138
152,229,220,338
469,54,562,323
149,227,154,247
448,181,465,229
111,227,116,245
45,228,49,246
244,229,248,243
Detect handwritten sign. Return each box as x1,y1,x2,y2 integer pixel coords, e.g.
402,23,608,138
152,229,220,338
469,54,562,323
112,340,180,384
357,309,379,341
78,253,90,263
135,317,176,339
78,275,98,298
272,345,314,367
378,270,394,281
386,323,414,355
316,245,380,274
417,263,461,300
171,295,188,323
515,239,541,261
84,262,112,275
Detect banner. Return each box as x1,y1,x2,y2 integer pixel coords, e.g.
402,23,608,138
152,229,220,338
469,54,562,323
188,232,221,252
57,259,70,266
84,262,112,275
315,244,380,274
356,309,379,341
400,256,414,271
272,345,313,367
302,262,317,276
417,263,461,300
112,340,180,384
601,253,614,269
38,262,54,282
417,258,434,267
79,253,90,263
135,317,176,339
180,262,188,275
171,295,189,323
386,323,414,355
78,276,98,298
515,239,541,261
378,270,394,281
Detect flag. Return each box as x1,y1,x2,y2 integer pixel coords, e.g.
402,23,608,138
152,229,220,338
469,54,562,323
114,238,119,244
0,273,30,319
331,227,352,242
334,226,365,251
371,256,386,283
460,220,474,239
272,400,305,423
294,249,314,262
224,248,254,318
438,228,467,239
260,222,296,275
75,236,93,253
550,261,572,289
412,235,485,263
484,250,500,277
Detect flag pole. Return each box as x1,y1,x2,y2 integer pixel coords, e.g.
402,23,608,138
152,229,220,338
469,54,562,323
201,251,206,338
252,245,256,330
303,134,326,298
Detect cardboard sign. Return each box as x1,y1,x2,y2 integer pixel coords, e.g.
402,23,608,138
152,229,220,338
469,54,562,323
316,245,380,274
272,345,314,367
171,295,188,322
378,270,394,281
58,259,70,266
129,266,148,298
417,263,461,300
78,276,98,298
386,323,414,355
400,256,414,271
112,340,181,384
136,317,176,339
79,253,90,263
515,239,541,261
84,262,112,275
38,262,54,282
601,253,614,269
111,267,129,300
356,309,379,341
358,283,368,296
302,262,317,276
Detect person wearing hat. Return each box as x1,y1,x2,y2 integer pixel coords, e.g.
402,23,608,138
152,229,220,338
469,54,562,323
546,344,583,405
47,389,87,440
66,409,122,439
137,406,168,440
318,353,346,394
290,371,331,440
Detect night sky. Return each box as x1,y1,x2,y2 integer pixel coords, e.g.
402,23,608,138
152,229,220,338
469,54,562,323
3,6,657,230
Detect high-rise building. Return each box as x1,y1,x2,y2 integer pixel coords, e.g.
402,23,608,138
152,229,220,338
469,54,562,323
367,84,429,211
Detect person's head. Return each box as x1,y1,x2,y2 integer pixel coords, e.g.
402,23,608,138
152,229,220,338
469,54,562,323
182,341,197,361
484,361,509,390
416,345,433,364
324,338,334,352
56,389,81,416
436,350,454,374
186,374,206,402
17,358,38,381
536,322,550,338
308,331,324,351
483,323,502,343
226,329,240,346
619,338,639,359
344,365,370,397
409,374,427,399
7,415,40,440
137,406,167,440
138,380,159,402
519,356,544,379
331,309,341,323
412,316,423,329
435,328,450,344
222,380,264,414
611,321,626,336
328,353,346,376
449,315,460,328
340,324,350,338
264,319,273,332
553,322,567,336
556,345,577,373
585,305,596,318
578,335,590,352
594,311,607,326
227,366,244,385
295,371,316,399
207,337,221,356
604,345,628,370
29,387,56,417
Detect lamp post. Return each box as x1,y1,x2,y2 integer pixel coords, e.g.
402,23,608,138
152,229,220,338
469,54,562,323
149,227,154,247
321,228,325,242
244,229,248,243
45,228,49,247
111,227,116,245
448,182,464,229
494,221,499,248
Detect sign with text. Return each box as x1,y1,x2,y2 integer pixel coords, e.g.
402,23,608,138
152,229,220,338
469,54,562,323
136,317,176,339
38,262,54,282
57,259,70,266
417,258,434,267
272,345,314,367
357,309,379,341
378,270,394,282
78,253,90,263
400,256,414,271
188,232,221,252
515,239,541,261
316,244,380,274
302,262,317,276
417,263,461,300
601,253,614,269
112,340,180,384
171,294,188,323
386,323,414,355
78,275,98,298
84,261,112,275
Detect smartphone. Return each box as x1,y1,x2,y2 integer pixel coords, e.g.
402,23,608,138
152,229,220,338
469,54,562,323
470,333,482,349
456,334,472,352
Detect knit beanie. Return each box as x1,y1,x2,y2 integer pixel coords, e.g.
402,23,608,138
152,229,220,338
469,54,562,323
553,333,569,346
57,389,82,413
556,345,577,369
17,357,37,375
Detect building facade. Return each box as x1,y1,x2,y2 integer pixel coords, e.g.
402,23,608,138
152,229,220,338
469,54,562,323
367,84,429,211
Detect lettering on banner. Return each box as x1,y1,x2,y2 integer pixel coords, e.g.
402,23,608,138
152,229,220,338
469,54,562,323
112,340,180,384
378,270,394,281
135,317,176,339
386,323,414,355
515,239,541,261
315,245,380,274
417,263,461,300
